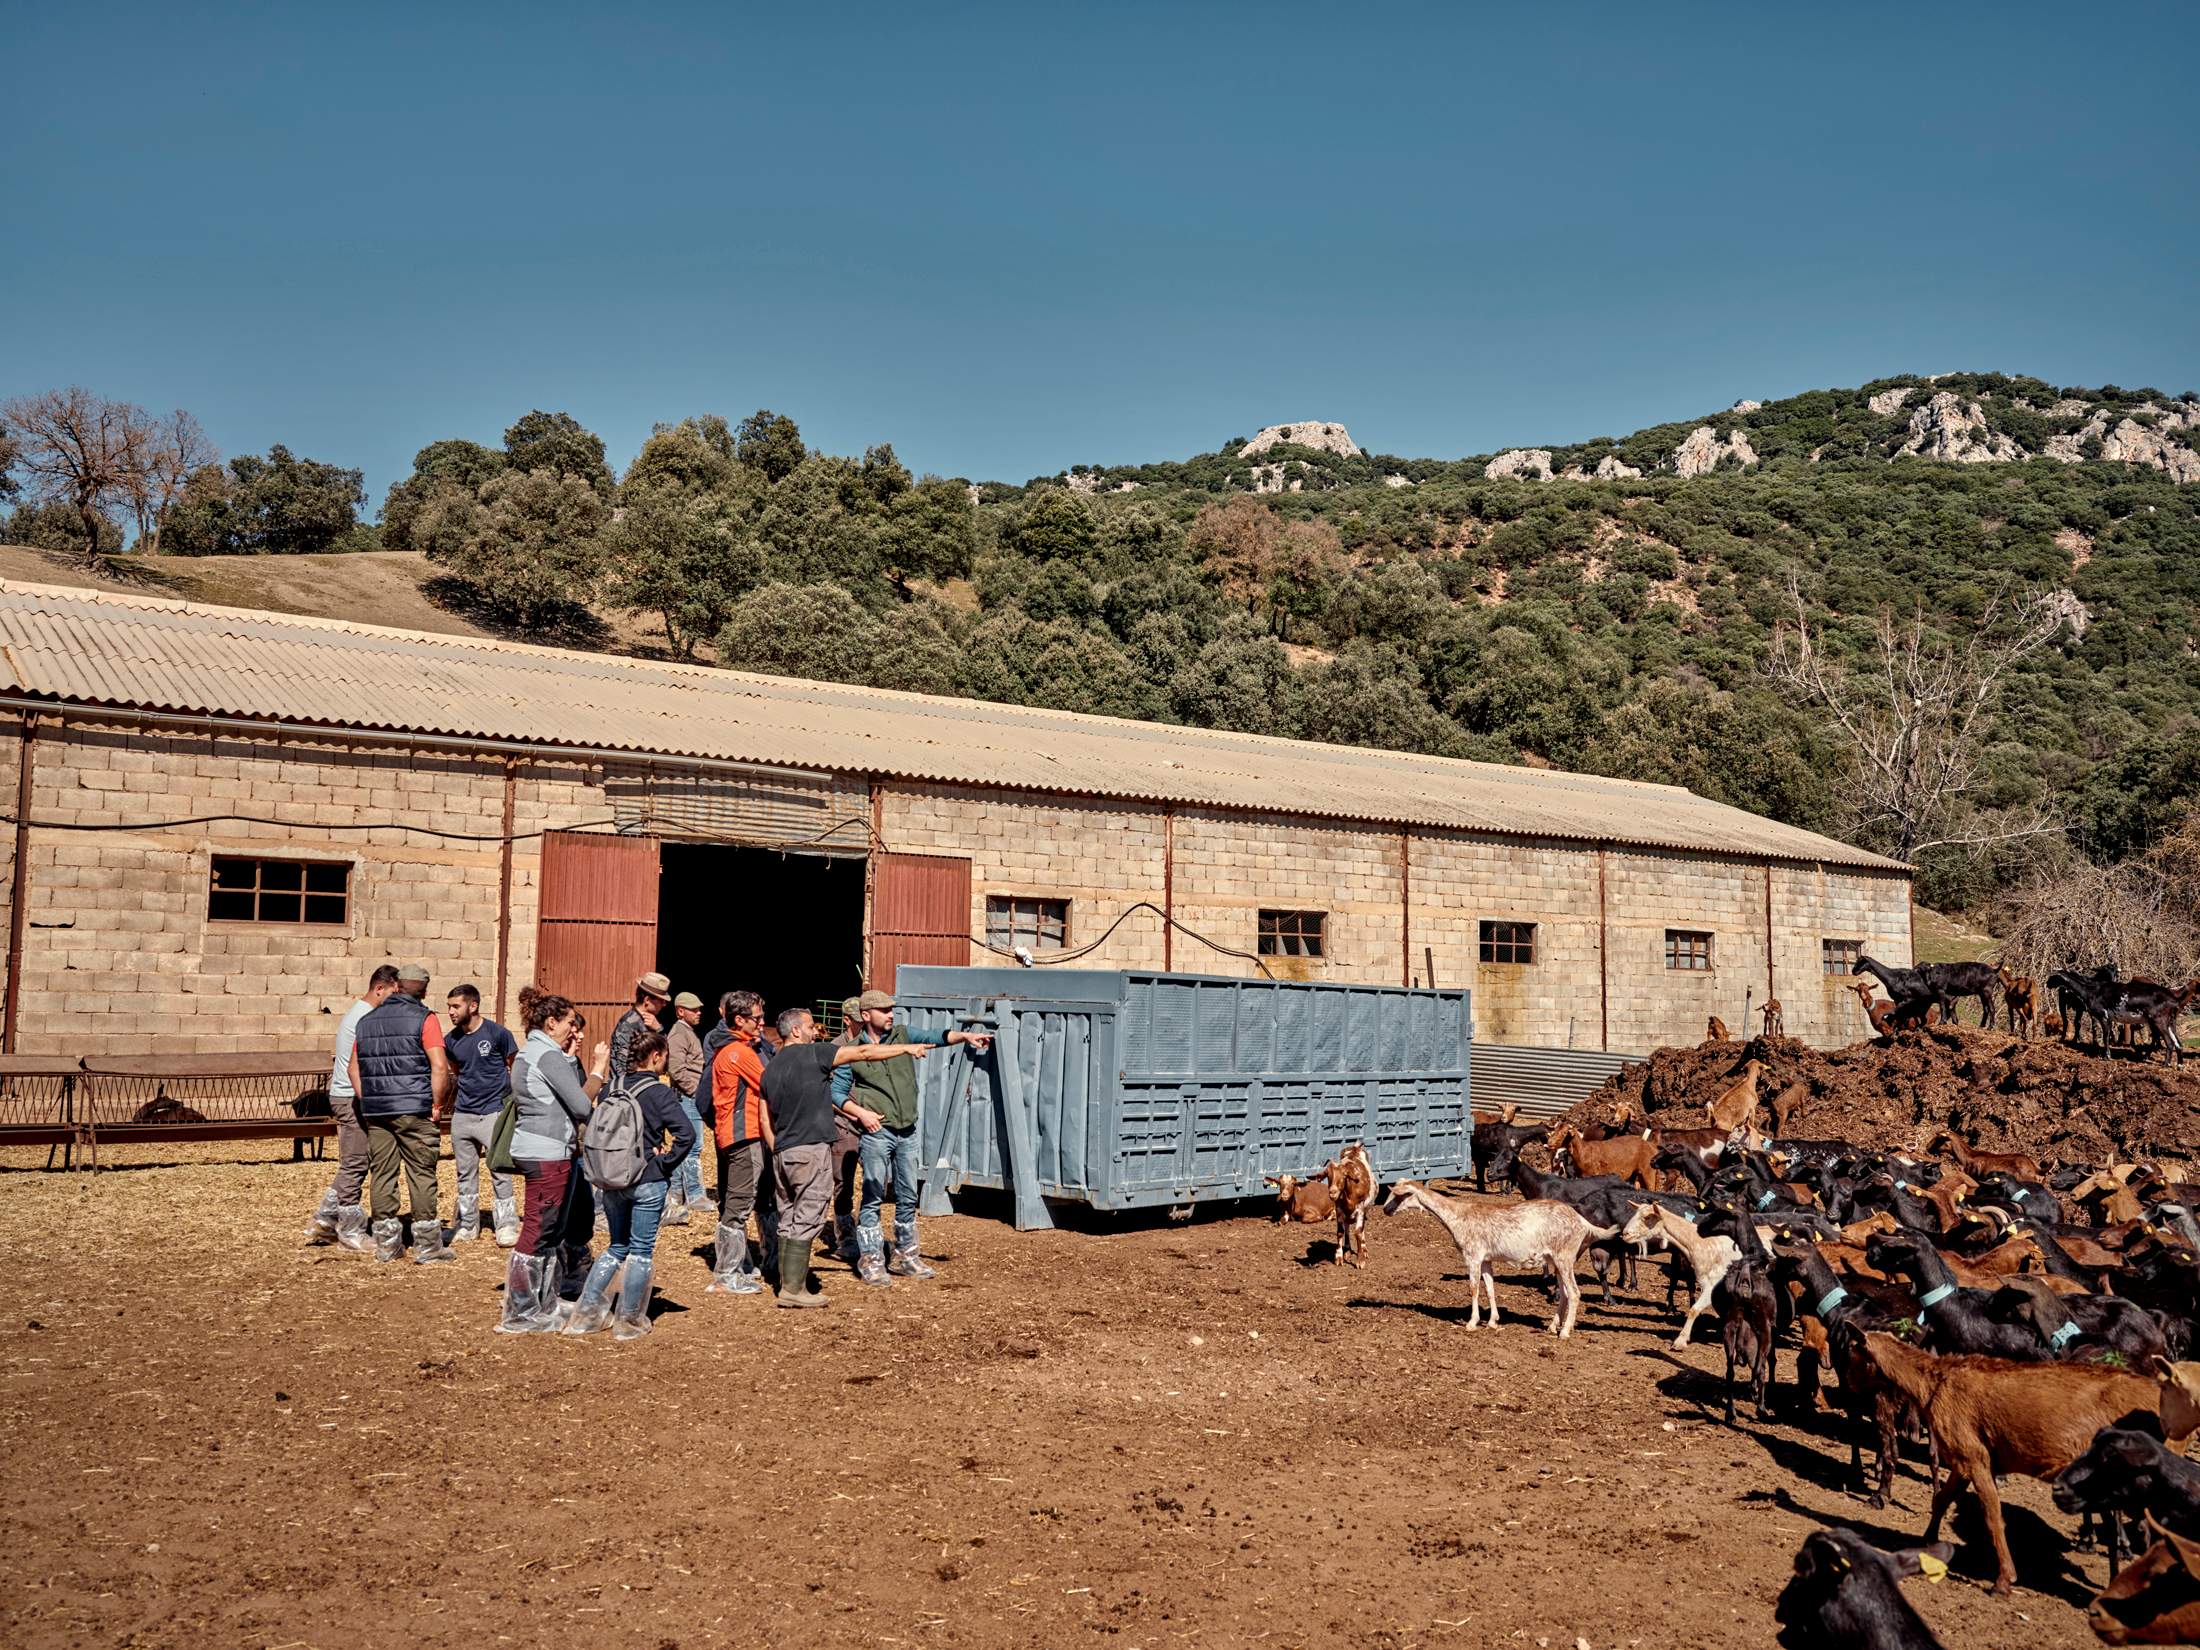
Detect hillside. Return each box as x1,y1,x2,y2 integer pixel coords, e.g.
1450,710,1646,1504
14,370,2200,919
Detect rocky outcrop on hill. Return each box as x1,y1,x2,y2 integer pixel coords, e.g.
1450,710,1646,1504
1241,421,1361,459
1560,454,1643,481
1671,425,1759,477
1484,448,1555,482
1248,463,1301,495
1868,386,1916,417
1730,398,1762,413
2103,407,2200,484
1897,391,2022,464
1063,471,1142,495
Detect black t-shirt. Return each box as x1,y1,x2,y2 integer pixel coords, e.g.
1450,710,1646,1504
760,1043,838,1149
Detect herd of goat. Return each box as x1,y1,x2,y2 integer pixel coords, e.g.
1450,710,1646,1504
1273,1088,2200,1646
1850,955,2200,1063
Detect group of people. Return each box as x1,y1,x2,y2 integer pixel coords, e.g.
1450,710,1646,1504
301,965,991,1338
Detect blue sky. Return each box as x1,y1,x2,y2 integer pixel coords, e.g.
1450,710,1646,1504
7,2,2197,508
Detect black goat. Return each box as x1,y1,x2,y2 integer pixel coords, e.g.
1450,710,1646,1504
2053,1416,2200,1575
1982,1279,2172,1369
1863,1229,2051,1360
1469,1120,1547,1192
1855,956,1935,1017
1775,1528,1949,1650
1772,1242,1918,1507
1715,1256,1778,1424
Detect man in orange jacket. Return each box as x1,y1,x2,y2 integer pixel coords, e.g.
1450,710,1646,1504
706,990,774,1294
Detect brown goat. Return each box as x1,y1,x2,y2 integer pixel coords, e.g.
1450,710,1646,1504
1266,1173,1335,1226
1998,968,2037,1040
1323,1142,1377,1267
1861,1332,2178,1595
1927,1130,2043,1184
1707,1058,1767,1134
1767,1078,1810,1136
2089,1516,2200,1645
1760,998,1785,1038
1705,1015,1730,1045
1547,1121,1657,1190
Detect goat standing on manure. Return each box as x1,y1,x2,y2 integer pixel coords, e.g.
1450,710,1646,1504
1382,1182,1614,1338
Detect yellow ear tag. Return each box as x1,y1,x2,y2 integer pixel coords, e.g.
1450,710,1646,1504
1915,1553,1948,1584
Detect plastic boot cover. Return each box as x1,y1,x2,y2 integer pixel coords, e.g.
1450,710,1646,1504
888,1240,936,1280
662,1195,691,1227
411,1209,455,1265
495,1253,562,1334
857,1250,893,1288
708,1224,761,1294
491,1198,520,1248
334,1203,372,1253
372,1216,406,1263
612,1258,655,1340
303,1187,343,1244
451,1193,478,1243
538,1253,571,1328
561,1253,622,1335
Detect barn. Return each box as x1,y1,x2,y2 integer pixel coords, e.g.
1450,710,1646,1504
0,579,1910,1060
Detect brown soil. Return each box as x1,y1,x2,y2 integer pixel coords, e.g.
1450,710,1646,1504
0,1144,2111,1649
1563,1025,2200,1169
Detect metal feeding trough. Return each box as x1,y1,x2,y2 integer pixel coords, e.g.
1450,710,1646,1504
894,966,1473,1229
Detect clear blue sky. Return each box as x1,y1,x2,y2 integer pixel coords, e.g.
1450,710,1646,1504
8,2,2197,507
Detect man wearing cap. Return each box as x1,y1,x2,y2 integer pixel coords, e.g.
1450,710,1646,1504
662,990,710,1224
347,962,456,1264
835,987,991,1286
610,972,672,1082
821,996,869,1265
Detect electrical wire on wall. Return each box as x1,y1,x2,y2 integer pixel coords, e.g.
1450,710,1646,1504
0,807,1269,975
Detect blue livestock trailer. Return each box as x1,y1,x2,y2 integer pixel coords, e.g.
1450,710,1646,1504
894,966,1473,1229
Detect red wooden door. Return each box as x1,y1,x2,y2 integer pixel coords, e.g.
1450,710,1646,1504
536,831,660,1036
870,852,973,990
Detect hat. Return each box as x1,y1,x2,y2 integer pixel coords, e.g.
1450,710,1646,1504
858,988,896,1013
840,996,862,1018
673,991,703,1011
396,963,431,984
637,971,672,998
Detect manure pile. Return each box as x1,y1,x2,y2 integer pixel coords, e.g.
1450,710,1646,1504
1560,1025,2200,1168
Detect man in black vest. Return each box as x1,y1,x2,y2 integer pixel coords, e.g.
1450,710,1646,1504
347,961,456,1263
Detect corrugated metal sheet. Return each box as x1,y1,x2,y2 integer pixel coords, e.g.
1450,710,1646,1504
602,764,868,852
0,578,1906,871
1468,1041,1645,1121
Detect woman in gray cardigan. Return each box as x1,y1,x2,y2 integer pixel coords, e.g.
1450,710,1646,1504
495,993,608,1334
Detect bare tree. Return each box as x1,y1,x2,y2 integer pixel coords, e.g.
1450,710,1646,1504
128,409,219,551
0,388,155,564
1766,581,2066,863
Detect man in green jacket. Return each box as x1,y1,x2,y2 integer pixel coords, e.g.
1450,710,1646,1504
834,987,991,1285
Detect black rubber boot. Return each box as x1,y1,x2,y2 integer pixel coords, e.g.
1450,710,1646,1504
776,1236,828,1308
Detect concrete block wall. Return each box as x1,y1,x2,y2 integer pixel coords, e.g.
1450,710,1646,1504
878,783,1170,969
0,717,1914,1059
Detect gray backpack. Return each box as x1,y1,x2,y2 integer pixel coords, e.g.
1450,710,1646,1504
582,1076,650,1190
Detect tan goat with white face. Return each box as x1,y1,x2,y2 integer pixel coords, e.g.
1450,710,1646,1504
1381,1182,1615,1338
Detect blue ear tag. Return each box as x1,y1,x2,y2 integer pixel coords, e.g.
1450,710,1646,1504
1815,1285,1850,1317
2048,1320,2082,1349
1916,1283,1956,1311
1757,1189,1780,1210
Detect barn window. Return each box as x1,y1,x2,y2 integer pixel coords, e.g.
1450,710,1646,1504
1258,909,1326,958
1664,929,1713,971
986,895,1068,952
1479,920,1537,965
209,856,351,925
1822,938,1864,976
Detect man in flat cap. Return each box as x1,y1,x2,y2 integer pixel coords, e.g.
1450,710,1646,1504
835,987,991,1286
347,962,456,1263
610,971,672,1083
662,990,711,1223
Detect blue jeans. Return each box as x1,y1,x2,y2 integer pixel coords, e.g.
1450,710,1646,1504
600,1178,669,1265
673,1099,708,1205
856,1125,920,1259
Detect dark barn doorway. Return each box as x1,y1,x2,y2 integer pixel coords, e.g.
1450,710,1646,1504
654,842,867,1025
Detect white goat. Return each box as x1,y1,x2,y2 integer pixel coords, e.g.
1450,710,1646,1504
1619,1202,1742,1351
1381,1182,1616,1338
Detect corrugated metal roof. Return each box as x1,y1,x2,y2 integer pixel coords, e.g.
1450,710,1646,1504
0,578,1906,872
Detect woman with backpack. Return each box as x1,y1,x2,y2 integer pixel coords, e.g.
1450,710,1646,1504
495,993,609,1334
563,1029,695,1340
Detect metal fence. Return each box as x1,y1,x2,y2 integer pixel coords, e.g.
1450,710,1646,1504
1467,1041,1645,1121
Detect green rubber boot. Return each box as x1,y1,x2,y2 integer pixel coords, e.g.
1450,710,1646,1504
775,1236,828,1309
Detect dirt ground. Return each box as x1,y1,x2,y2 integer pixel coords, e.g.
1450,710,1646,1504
0,1144,2114,1650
